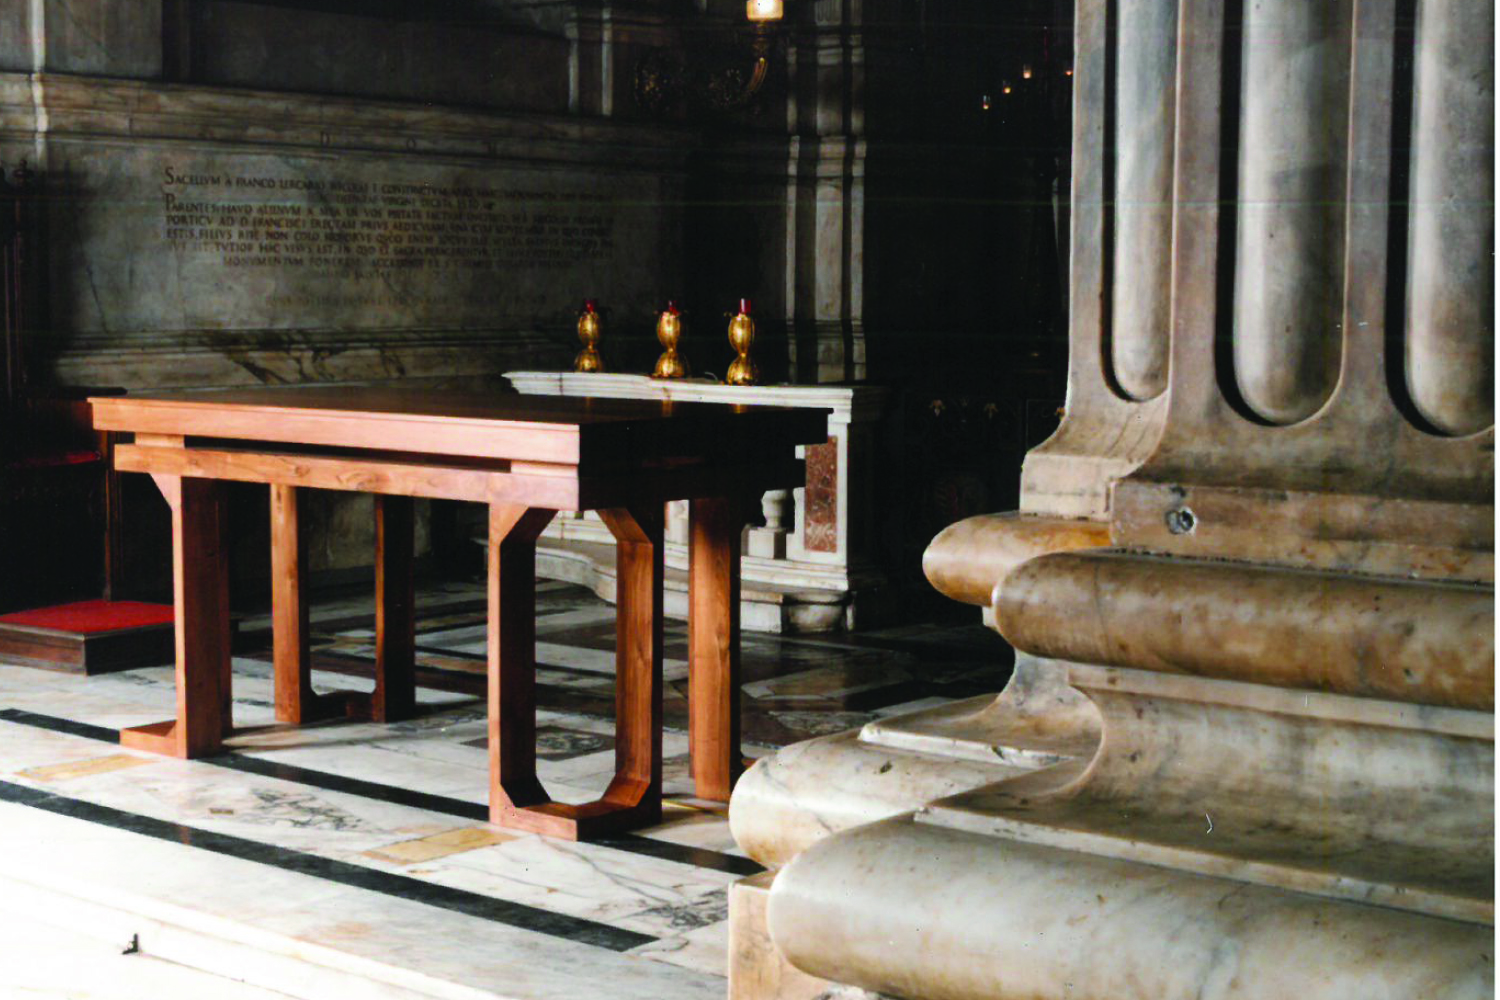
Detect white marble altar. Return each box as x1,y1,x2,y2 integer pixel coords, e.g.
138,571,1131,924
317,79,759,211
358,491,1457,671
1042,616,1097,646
506,372,892,633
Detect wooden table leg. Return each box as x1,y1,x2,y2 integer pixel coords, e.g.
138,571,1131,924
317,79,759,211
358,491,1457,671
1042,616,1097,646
121,475,231,757
596,504,665,828
488,503,557,823
372,494,416,722
687,495,746,801
487,502,664,841
270,484,357,723
271,483,315,722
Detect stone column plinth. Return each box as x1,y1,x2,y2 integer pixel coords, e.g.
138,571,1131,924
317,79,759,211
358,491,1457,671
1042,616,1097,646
727,0,1495,996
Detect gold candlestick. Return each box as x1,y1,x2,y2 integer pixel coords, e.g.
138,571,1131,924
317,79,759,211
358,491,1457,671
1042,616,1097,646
725,298,760,386
574,299,605,373
652,301,690,379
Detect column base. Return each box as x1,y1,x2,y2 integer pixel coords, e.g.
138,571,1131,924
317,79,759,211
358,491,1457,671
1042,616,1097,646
765,816,1492,1000
730,872,863,1000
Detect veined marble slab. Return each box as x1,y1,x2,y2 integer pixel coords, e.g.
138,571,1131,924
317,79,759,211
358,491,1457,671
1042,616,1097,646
0,803,727,1000
0,889,302,1000
0,709,743,995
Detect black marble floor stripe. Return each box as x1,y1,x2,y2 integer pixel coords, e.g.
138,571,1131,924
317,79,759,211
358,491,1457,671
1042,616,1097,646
409,598,490,634
0,708,116,744
310,653,632,711
593,832,761,877
0,708,763,877
411,644,627,683
0,778,655,952
306,652,487,695
752,628,1004,660
237,598,491,646
414,643,485,660
221,753,495,821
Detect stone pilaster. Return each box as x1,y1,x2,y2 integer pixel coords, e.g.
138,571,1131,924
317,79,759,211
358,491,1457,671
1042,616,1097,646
783,3,865,383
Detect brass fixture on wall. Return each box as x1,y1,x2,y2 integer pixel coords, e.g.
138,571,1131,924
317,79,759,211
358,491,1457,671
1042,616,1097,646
634,0,785,117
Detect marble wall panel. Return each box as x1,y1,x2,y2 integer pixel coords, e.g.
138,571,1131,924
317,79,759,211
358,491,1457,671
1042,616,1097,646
191,1,570,113
0,0,162,77
0,1,29,72
60,144,668,332
18,134,684,388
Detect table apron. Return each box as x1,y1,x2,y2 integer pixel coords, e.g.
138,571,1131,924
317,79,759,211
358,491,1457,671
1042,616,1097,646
113,444,802,509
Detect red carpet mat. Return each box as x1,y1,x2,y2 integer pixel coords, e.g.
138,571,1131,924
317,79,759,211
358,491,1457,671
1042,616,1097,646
0,600,174,634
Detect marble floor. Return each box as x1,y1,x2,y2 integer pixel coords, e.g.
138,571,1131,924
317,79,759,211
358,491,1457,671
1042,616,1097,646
0,580,1004,1000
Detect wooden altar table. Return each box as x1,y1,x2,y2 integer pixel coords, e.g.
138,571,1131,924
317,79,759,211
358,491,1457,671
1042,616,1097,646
91,385,826,839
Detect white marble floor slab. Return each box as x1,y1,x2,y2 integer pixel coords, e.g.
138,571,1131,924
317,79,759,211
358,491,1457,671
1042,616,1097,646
0,894,302,1000
0,803,726,1000
0,664,755,1000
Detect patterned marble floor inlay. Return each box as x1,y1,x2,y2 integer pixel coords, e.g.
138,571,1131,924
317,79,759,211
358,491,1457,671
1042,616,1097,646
0,579,1005,1000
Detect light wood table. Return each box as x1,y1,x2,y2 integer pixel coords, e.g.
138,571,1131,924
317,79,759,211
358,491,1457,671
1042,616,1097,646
91,385,826,839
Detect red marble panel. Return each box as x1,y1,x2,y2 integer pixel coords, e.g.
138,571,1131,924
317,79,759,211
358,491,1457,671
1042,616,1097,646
804,435,838,553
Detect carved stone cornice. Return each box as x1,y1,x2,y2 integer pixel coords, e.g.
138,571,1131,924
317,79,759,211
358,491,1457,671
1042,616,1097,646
0,72,694,171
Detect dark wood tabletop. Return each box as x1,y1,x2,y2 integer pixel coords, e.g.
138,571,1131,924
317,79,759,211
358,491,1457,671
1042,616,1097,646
91,384,830,467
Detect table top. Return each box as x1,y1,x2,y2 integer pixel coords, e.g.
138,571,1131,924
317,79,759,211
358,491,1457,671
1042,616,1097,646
91,384,830,467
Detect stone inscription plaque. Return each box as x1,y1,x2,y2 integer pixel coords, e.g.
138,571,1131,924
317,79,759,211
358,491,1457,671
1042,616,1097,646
160,166,617,273
52,142,675,336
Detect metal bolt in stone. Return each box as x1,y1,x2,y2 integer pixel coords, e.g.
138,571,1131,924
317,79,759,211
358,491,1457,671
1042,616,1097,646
1165,508,1197,535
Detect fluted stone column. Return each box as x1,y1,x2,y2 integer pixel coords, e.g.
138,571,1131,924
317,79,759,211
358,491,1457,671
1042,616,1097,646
1231,0,1351,425
1109,0,1177,403
1406,0,1495,436
727,0,1494,997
